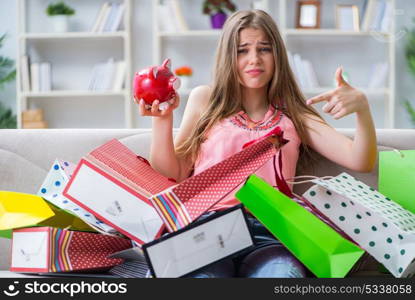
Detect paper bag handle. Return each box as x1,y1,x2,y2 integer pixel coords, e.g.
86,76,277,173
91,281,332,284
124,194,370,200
285,175,334,185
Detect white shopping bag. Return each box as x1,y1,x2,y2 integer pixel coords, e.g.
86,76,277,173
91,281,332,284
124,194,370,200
38,159,115,233
142,204,254,278
63,140,175,245
303,172,415,278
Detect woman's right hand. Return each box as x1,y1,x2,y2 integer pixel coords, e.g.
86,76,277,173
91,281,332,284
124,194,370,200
137,93,180,118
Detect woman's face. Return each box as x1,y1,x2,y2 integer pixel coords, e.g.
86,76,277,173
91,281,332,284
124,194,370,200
237,27,275,90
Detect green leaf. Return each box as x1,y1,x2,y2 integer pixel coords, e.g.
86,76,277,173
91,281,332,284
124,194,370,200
0,34,5,48
409,57,415,77
404,100,415,127
0,102,17,129
0,69,16,88
0,33,16,89
46,1,75,16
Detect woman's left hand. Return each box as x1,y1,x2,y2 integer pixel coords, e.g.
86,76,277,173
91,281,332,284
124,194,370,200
306,67,370,119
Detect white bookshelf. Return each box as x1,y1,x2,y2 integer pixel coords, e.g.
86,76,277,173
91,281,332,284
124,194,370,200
21,90,128,98
152,0,396,129
284,28,390,37
16,0,133,129
21,32,128,40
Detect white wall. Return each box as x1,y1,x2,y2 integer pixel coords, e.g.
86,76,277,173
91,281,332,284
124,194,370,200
0,0,414,128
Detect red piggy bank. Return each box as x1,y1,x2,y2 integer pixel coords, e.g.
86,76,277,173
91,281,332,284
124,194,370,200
133,58,181,107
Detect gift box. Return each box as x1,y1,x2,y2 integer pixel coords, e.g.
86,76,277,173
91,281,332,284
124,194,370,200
38,159,114,233
10,227,132,273
303,172,415,278
236,175,365,278
142,204,254,278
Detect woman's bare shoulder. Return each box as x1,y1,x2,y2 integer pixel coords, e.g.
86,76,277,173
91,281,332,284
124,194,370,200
186,85,212,115
175,85,212,143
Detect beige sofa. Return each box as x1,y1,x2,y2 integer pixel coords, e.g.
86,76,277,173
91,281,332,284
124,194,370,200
1,128,415,276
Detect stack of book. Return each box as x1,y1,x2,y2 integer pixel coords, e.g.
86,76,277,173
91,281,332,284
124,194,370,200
91,2,125,33
22,109,48,129
88,58,126,91
20,55,52,93
361,0,393,32
157,0,189,32
287,52,320,90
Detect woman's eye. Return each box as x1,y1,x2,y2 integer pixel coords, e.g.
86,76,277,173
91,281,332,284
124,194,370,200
259,47,272,52
237,49,248,54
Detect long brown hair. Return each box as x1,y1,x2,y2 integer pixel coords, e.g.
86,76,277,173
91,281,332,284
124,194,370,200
176,10,324,169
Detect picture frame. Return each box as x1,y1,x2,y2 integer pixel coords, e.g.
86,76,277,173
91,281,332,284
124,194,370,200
336,5,360,31
296,0,321,29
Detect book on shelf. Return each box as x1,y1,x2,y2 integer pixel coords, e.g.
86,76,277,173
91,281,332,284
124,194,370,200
288,51,319,90
91,2,109,32
157,0,189,32
88,59,125,92
30,63,40,93
361,0,392,33
110,3,125,32
103,3,119,32
380,1,393,32
40,62,51,92
303,60,319,88
293,53,307,88
98,3,112,32
368,62,389,88
29,61,52,93
20,55,31,92
101,58,116,91
91,2,125,33
112,61,126,91
170,0,189,31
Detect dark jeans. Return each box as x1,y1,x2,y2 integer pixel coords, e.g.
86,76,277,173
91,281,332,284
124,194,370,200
185,211,308,278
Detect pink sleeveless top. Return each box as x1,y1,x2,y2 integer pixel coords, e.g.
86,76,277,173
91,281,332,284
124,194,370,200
193,105,301,211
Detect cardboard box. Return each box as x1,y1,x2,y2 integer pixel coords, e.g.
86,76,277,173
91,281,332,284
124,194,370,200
23,121,48,129
22,109,44,122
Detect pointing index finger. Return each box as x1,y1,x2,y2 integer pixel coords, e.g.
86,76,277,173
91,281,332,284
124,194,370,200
306,90,335,105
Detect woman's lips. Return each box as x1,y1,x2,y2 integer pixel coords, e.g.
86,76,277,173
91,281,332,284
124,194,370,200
246,69,264,76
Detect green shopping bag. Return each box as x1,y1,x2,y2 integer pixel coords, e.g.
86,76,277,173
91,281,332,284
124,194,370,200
379,150,415,214
0,230,11,239
235,175,365,278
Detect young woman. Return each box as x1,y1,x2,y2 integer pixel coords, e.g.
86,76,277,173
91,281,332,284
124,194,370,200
138,10,377,278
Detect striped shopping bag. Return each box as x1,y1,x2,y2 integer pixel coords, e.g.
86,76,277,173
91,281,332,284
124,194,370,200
150,127,287,232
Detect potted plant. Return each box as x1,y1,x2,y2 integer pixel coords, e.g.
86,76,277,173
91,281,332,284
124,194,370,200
174,66,193,90
0,34,17,128
404,17,415,126
203,0,237,29
46,1,75,33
